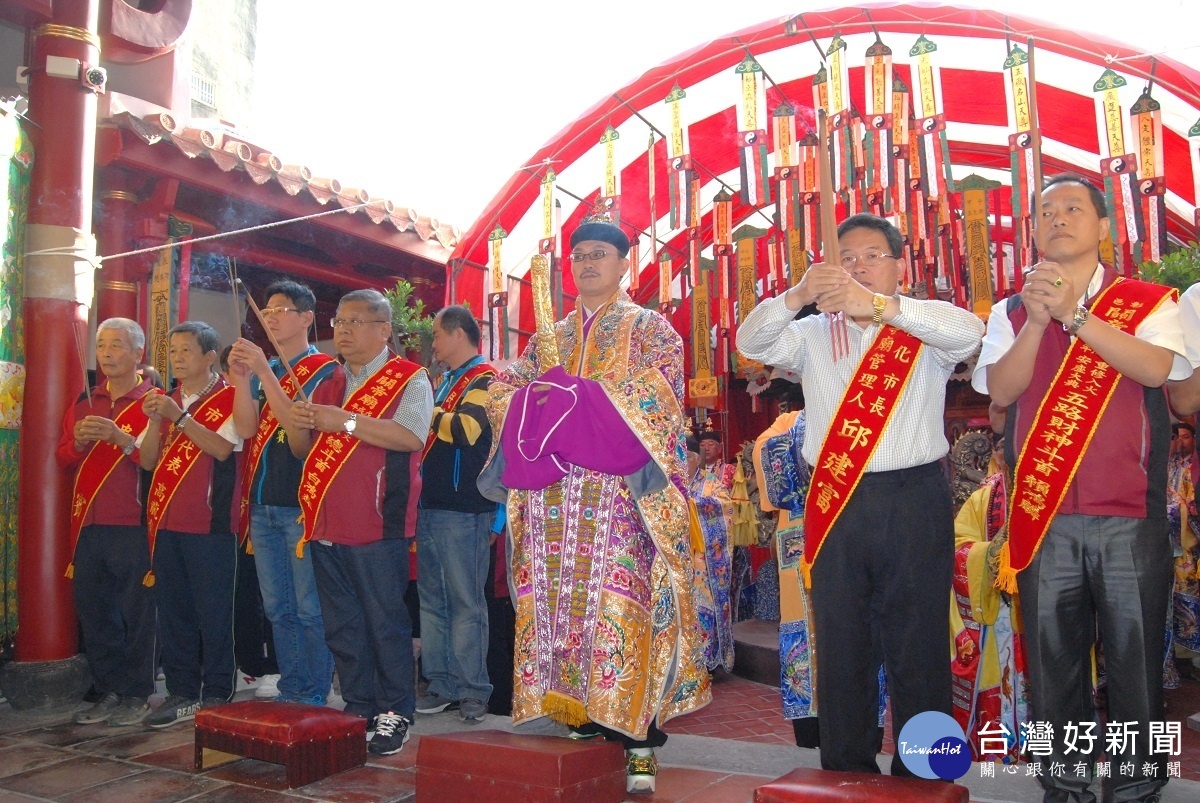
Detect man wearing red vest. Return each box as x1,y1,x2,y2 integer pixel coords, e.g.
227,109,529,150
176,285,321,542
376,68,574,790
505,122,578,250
975,174,1191,802
57,318,157,726
229,280,338,705
139,321,242,728
738,213,984,776
288,289,433,757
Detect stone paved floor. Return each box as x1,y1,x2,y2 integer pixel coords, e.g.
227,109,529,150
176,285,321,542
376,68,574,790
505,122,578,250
0,669,1198,801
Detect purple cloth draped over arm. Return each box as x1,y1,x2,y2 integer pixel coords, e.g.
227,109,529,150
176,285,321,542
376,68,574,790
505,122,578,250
500,366,652,490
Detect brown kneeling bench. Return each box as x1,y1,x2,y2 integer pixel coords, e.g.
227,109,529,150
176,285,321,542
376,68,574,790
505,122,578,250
194,701,366,788
416,729,625,802
755,767,970,802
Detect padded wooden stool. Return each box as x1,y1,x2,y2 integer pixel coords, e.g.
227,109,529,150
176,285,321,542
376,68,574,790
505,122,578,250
194,701,366,788
416,729,625,802
755,767,970,802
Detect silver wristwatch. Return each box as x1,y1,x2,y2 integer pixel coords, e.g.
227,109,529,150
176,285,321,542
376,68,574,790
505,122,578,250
343,413,358,435
1064,305,1090,335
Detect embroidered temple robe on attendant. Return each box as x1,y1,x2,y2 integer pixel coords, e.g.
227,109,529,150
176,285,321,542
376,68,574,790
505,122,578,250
480,294,710,740
755,411,886,725
1168,453,1200,655
950,469,1028,763
690,464,734,672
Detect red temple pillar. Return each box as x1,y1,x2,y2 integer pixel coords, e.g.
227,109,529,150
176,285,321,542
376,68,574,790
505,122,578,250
96,172,141,322
3,0,100,708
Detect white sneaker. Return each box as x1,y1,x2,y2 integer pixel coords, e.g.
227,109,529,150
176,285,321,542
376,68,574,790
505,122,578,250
255,674,281,699
625,748,658,794
235,671,258,693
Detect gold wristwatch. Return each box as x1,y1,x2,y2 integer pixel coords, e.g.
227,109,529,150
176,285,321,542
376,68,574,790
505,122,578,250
871,293,887,325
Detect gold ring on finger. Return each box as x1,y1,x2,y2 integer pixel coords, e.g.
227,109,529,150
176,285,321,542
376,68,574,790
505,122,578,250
1053,278,1063,287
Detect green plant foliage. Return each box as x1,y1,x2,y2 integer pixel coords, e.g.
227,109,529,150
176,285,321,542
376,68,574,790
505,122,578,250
1138,244,1200,292
383,279,434,353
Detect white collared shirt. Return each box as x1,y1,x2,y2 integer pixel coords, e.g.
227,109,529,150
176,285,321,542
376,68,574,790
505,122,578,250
973,263,1191,395
738,293,984,471
1175,282,1200,368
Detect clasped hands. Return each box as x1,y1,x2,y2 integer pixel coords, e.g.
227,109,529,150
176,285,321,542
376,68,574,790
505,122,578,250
74,414,129,449
141,389,182,423
1018,262,1078,327
290,400,351,433
787,262,875,317
225,338,271,383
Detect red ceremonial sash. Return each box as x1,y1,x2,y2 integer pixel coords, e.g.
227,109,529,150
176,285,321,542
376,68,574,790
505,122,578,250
422,363,494,458
145,385,237,583
297,357,419,552
238,353,336,546
65,397,151,577
802,324,925,586
997,278,1176,592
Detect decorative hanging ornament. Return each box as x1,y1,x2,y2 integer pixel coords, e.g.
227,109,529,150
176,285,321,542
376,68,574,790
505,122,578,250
1130,89,1166,265
736,55,771,207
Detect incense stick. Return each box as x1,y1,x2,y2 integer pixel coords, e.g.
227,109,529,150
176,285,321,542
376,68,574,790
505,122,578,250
818,109,849,360
71,317,92,409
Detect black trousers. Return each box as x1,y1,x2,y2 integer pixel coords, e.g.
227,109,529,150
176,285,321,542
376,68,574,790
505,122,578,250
154,529,238,701
73,524,156,699
233,543,278,678
570,720,668,749
810,461,954,776
311,538,415,720
1018,514,1171,803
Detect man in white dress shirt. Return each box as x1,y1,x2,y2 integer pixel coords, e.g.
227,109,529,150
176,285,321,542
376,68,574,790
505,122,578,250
1168,282,1200,415
975,174,1189,803
739,213,983,776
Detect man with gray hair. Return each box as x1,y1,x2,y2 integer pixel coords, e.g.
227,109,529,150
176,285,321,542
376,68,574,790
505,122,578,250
287,289,433,756
56,318,157,726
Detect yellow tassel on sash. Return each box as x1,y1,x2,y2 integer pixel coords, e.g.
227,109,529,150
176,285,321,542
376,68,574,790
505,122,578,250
800,559,813,590
540,691,589,727
294,512,309,559
245,539,254,556
64,563,74,580
994,541,1018,595
142,569,156,587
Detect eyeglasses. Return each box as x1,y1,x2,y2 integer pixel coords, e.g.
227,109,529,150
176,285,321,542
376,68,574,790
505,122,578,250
567,249,613,263
261,306,302,316
839,252,898,269
330,318,390,330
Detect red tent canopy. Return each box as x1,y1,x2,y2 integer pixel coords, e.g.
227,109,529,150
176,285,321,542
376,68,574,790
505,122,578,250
449,1,1200,359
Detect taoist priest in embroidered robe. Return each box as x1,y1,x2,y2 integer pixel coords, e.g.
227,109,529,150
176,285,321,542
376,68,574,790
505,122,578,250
738,213,983,777
478,221,710,793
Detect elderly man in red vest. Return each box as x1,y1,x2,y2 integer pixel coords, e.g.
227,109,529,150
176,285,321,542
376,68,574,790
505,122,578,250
139,321,242,728
287,289,433,757
57,318,157,727
975,174,1191,803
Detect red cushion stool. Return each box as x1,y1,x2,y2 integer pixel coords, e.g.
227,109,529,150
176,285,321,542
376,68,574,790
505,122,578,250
194,701,366,788
416,729,625,802
755,767,970,802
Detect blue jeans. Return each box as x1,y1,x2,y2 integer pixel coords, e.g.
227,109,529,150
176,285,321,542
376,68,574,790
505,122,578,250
311,538,415,719
250,505,333,701
416,508,493,702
